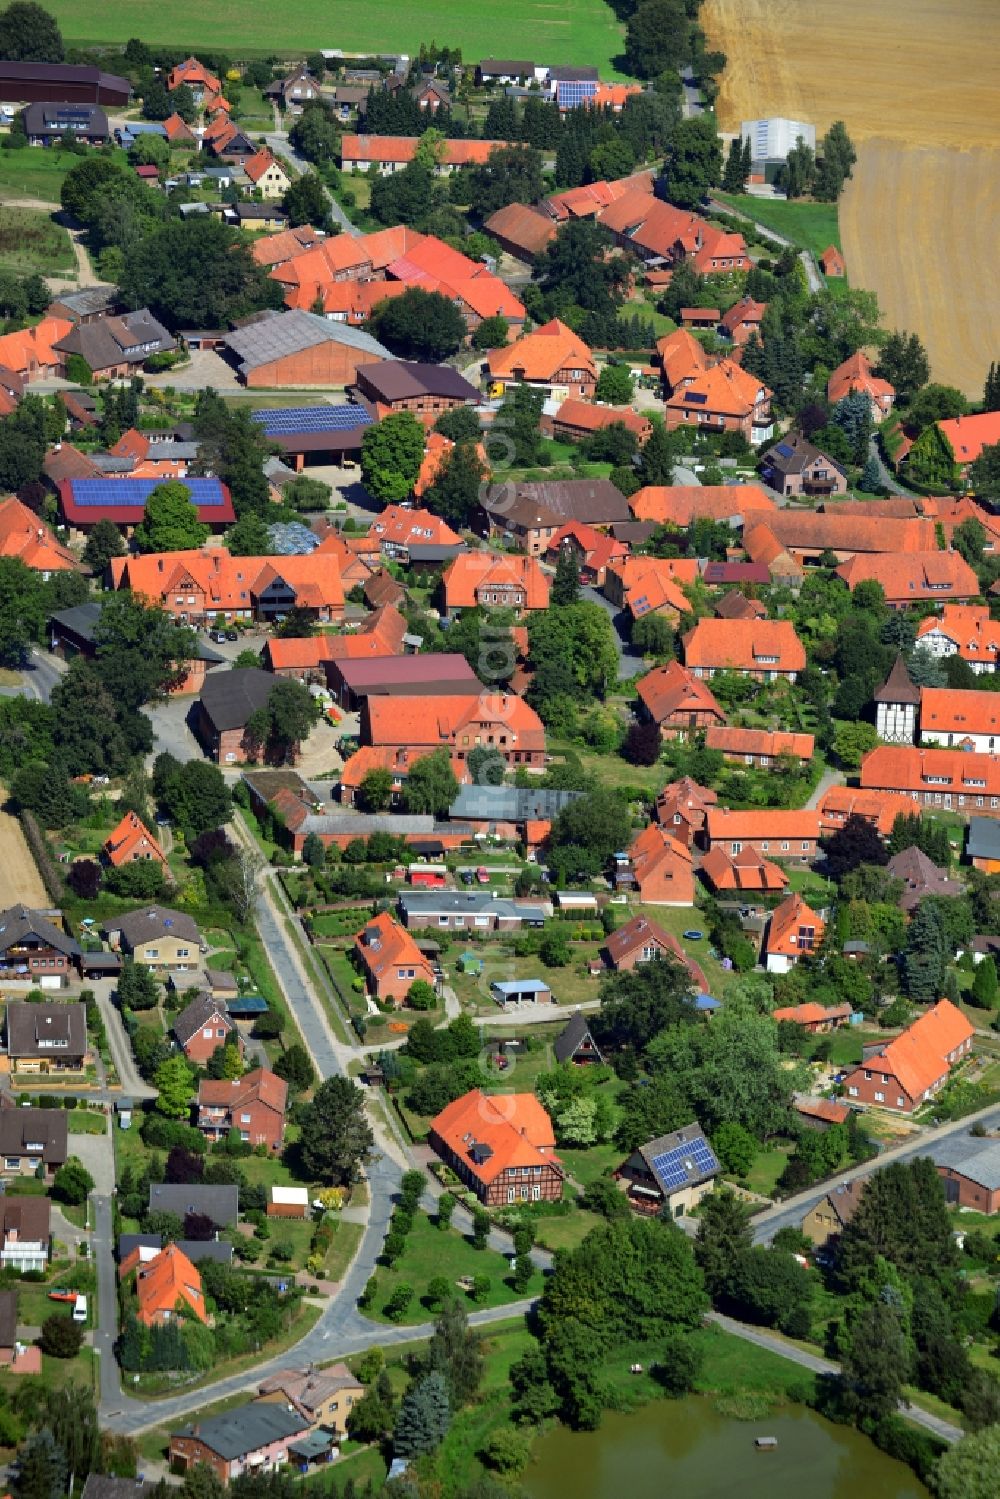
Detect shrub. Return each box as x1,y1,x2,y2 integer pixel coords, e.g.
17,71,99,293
39,1314,84,1358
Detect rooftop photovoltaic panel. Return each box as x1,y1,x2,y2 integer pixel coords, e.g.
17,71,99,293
67,478,228,508
649,1137,718,1191
250,405,374,437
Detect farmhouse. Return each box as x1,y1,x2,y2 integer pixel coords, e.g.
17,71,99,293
937,412,1000,478
441,551,550,612
682,618,806,682
615,1123,719,1217
699,844,788,894
23,101,109,145
827,351,895,421
58,478,235,534
664,357,773,443
636,661,726,737
429,1090,563,1206
859,744,1000,810
916,605,1000,674
482,480,632,552
361,688,546,767
919,687,1000,752
617,823,696,906
352,360,479,417
842,999,973,1113
603,913,706,990
817,785,924,839
704,726,814,767
194,668,286,766
221,310,389,388
627,483,774,527
341,135,508,175
483,201,557,262
485,319,597,400
654,777,718,841
54,310,175,381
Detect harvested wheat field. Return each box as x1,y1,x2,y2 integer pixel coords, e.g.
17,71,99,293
704,0,1000,146
0,796,48,908
704,0,1000,395
840,141,999,396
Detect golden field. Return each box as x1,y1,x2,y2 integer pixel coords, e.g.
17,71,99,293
703,0,1000,395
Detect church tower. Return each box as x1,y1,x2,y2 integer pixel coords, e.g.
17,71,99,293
873,654,919,744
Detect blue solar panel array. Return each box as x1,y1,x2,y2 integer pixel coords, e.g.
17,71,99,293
68,478,228,508
250,405,374,437
649,1136,719,1191
557,79,598,109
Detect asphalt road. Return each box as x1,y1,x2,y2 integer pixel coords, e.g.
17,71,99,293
88,978,158,1100
264,132,360,238
579,584,645,683
19,647,65,704
753,1103,1000,1243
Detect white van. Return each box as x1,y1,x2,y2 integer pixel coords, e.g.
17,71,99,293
73,1295,87,1323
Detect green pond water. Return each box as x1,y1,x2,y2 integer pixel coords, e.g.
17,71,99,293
525,1397,929,1499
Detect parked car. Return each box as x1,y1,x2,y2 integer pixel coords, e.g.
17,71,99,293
211,630,227,643
460,870,474,886
224,629,239,642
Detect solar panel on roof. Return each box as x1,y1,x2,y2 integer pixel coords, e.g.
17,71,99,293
649,1136,719,1191
775,442,794,458
684,392,707,404
250,404,374,436
68,478,227,507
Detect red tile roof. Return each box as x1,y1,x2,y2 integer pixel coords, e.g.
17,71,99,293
845,999,973,1102
113,548,343,614
699,844,788,892
705,726,814,761
706,808,821,844
637,660,724,725
431,1089,559,1186
0,316,72,375
860,744,1000,799
827,350,895,407
628,484,774,526
835,549,980,603
551,398,652,439
442,551,549,610
354,910,434,990
817,786,918,838
198,1067,287,1115
103,811,169,869
682,617,806,675
342,135,508,167
136,1243,208,1327
244,150,287,185
0,497,77,573
487,318,596,384
938,411,1000,468
370,501,462,547
719,295,766,336
339,743,468,791
766,893,825,959
916,604,1000,667
773,1002,851,1026
920,687,1000,740
363,689,545,756
795,1096,851,1126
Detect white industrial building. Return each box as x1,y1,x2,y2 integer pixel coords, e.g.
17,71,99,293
740,117,816,182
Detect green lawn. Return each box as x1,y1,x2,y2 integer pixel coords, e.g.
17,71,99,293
0,205,73,275
67,1109,107,1134
557,1141,622,1188
0,146,76,202
363,1209,541,1324
737,1142,793,1197
45,0,627,73
449,951,602,1013
714,193,841,259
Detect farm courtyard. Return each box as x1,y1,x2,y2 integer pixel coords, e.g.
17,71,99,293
704,0,1000,396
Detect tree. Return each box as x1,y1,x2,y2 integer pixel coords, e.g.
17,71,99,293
904,899,947,1001
117,961,159,1013
0,1,63,60
932,1426,1000,1499
52,1158,94,1206
776,135,815,198
404,748,459,816
621,720,661,766
695,1189,752,1300
984,362,1000,414
595,364,634,405
877,330,930,403
471,315,509,352
282,173,331,230
859,453,881,492
14,1429,67,1499
370,286,466,360
721,134,749,192
67,859,102,899
465,144,544,216
133,481,210,553
839,1299,908,1425
163,760,231,837
728,1246,813,1336
549,788,630,879
39,1310,85,1358
423,440,486,527
154,1055,195,1119
82,517,125,574
971,955,999,1009
821,811,889,882
436,406,481,444
357,768,394,812
298,1076,374,1185
393,1371,450,1457
712,1121,757,1178
660,116,722,209
360,412,425,503
969,442,1000,504
466,746,505,786
551,546,580,607
624,0,694,78
272,1043,315,1093
906,423,958,491
908,383,968,428
301,831,325,869
480,1427,530,1476
536,218,627,313
631,612,674,658
429,1296,483,1405
120,216,282,331
815,120,857,200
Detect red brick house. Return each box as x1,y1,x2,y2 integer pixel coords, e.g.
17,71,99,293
827,351,895,422
705,808,821,863
173,993,241,1066
602,913,707,990
429,1090,563,1206
859,744,1000,812
197,1069,288,1151
699,844,788,894
618,823,695,906
485,318,597,400
936,1150,1000,1214
842,999,973,1113
353,911,437,1006
683,618,806,682
362,690,546,768
764,892,825,974
820,245,846,277
636,661,726,739
664,356,773,443
653,778,718,843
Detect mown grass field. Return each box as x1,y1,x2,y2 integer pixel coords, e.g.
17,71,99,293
714,193,841,259
44,0,626,74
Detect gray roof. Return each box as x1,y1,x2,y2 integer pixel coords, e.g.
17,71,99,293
5,1002,87,1059
236,203,289,222
0,1105,68,1164
407,543,467,564
0,905,81,960
50,285,117,319
147,441,201,462
173,1402,306,1459
635,1122,718,1196
104,906,202,951
82,1478,155,1499
173,993,233,1048
491,978,550,995
450,785,582,822
198,667,275,732
50,601,220,661
932,1135,1000,1192
148,1183,239,1227
118,1233,233,1265
554,1011,602,1065
55,309,175,372
967,818,1000,861
223,309,388,376
24,101,108,136
295,811,440,837
0,1290,16,1350
485,478,631,527
398,891,548,921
